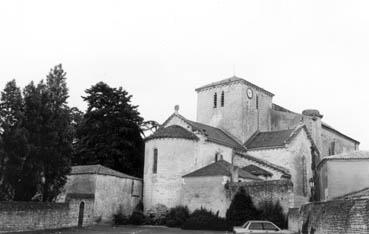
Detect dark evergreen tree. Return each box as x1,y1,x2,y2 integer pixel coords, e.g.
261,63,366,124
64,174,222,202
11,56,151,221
74,82,144,177
0,80,29,200
226,188,259,227
0,65,79,201
258,200,287,229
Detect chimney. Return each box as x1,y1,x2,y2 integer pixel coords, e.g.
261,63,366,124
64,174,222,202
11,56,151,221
231,166,239,183
302,109,323,157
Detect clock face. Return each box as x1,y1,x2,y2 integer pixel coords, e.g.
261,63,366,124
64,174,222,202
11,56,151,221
247,88,253,99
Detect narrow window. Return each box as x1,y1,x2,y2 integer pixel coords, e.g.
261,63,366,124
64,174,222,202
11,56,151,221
302,156,307,196
221,91,225,107
329,141,336,155
256,95,259,109
213,93,217,108
153,148,158,174
131,180,134,195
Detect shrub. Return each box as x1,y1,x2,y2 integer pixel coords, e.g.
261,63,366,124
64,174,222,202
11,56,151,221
128,211,146,225
165,206,190,227
182,207,229,231
226,188,259,227
146,204,168,225
258,200,287,229
113,211,128,225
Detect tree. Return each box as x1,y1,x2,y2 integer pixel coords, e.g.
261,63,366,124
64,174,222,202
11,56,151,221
0,64,74,201
33,64,73,201
258,200,287,229
0,80,29,200
74,82,144,177
226,188,259,227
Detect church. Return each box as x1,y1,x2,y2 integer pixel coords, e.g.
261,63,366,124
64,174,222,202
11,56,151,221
143,76,359,216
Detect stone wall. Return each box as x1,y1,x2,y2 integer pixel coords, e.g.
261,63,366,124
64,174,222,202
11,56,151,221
227,180,294,214
321,126,358,157
0,198,94,233
288,199,369,234
94,175,142,221
320,160,369,201
182,176,230,217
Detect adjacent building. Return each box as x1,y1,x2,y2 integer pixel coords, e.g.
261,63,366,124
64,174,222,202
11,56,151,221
58,164,142,222
318,151,369,201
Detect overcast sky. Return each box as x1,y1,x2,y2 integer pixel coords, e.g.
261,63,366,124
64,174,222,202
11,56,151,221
0,0,368,149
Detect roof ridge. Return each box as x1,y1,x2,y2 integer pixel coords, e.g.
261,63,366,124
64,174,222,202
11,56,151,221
195,76,274,97
235,152,290,176
243,130,260,146
217,128,246,150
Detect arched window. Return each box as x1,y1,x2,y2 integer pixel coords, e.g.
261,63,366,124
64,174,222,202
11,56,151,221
213,93,217,108
153,148,158,174
256,95,259,109
221,91,225,107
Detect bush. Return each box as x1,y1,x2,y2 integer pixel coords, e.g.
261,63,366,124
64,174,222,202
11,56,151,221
113,211,128,225
226,188,259,227
165,206,190,227
258,200,287,229
182,207,229,231
146,204,168,225
128,211,146,225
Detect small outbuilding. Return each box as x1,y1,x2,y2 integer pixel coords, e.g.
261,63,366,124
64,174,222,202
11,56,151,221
58,164,142,222
318,151,369,200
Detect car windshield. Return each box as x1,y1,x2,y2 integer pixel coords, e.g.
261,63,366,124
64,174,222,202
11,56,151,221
263,222,280,231
242,221,250,228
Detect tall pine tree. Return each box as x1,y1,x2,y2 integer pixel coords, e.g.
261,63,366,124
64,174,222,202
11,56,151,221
74,82,144,177
0,80,29,201
0,64,74,201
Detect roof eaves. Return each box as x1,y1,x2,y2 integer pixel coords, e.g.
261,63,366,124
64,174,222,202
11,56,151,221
195,77,274,97
247,145,286,151
236,152,290,176
322,122,360,144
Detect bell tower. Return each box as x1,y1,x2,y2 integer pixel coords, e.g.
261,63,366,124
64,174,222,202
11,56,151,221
195,76,274,143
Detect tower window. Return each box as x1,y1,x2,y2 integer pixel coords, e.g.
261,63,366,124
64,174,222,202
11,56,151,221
221,91,225,107
256,95,259,109
329,141,336,155
153,148,158,174
213,93,217,108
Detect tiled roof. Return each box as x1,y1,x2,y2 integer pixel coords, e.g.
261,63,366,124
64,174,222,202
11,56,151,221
334,187,369,200
160,113,245,151
235,152,291,177
318,151,369,168
145,125,199,141
244,129,295,150
195,76,274,97
243,164,273,177
322,122,360,144
271,103,297,114
186,119,245,151
71,164,142,180
182,160,261,180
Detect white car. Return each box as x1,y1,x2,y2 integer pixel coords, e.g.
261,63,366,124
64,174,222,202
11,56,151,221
233,220,295,234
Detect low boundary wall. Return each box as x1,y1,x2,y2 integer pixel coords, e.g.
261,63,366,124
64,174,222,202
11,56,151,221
227,179,295,214
288,198,369,234
0,197,94,233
